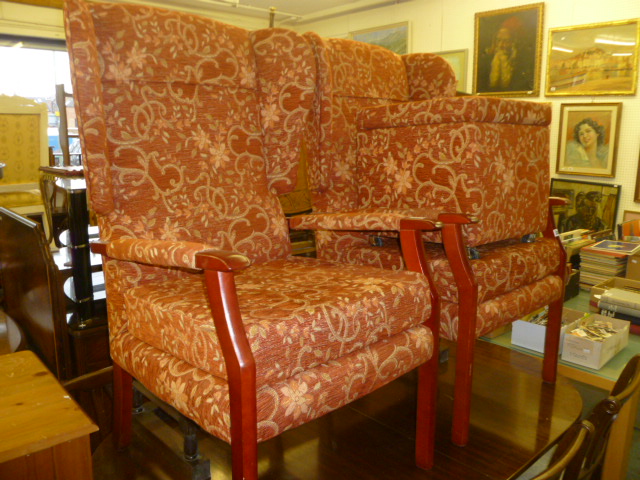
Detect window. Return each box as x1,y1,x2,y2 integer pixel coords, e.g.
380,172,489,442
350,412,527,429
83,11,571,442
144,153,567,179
0,36,73,160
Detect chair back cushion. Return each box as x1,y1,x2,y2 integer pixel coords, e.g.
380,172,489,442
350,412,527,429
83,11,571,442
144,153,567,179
66,0,315,263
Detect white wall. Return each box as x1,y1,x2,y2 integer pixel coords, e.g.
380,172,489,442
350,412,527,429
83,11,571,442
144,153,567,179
295,0,640,226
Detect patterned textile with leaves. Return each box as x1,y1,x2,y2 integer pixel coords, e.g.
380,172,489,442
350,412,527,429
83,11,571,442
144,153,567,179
303,33,564,338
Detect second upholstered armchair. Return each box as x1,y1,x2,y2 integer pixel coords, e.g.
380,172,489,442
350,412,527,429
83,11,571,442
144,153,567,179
300,33,567,447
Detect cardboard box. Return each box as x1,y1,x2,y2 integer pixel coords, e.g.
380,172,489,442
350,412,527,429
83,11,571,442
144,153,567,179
626,254,640,281
561,315,630,370
511,308,584,354
589,277,640,313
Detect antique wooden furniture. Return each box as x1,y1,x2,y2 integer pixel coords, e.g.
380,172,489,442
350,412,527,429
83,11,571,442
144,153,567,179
529,421,591,480
65,0,444,478
0,350,98,480
569,354,640,479
301,33,567,446
0,207,109,379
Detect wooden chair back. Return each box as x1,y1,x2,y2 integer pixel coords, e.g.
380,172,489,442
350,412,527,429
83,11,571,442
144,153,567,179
0,207,71,379
574,354,640,479
531,420,592,480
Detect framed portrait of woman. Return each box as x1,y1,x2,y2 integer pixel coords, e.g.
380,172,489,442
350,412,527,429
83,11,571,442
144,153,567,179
556,103,622,177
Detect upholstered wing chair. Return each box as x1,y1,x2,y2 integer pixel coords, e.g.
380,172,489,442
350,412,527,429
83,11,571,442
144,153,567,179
64,0,444,477
301,34,567,447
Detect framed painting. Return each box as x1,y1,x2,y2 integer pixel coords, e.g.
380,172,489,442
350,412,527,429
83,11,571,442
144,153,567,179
350,22,409,55
624,210,640,223
546,19,639,96
473,3,543,97
550,178,620,233
634,148,640,202
433,49,468,92
556,103,621,177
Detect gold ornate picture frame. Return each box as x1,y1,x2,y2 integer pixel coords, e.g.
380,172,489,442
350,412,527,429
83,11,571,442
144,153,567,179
473,3,543,97
556,103,622,178
546,19,639,96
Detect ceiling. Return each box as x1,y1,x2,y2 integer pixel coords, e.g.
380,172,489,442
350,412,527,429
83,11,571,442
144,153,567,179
147,0,404,24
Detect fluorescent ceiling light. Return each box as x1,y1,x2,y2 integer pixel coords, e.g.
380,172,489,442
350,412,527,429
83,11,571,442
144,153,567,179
552,46,573,53
595,38,635,46
612,53,632,56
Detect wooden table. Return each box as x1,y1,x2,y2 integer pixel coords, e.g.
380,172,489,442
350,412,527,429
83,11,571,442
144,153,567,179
0,350,98,479
486,329,640,479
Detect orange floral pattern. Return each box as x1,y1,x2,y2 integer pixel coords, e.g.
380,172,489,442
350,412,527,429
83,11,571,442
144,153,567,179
303,33,563,340
122,256,432,386
402,53,458,100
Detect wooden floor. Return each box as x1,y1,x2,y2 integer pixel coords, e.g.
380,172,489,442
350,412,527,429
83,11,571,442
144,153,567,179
93,340,588,480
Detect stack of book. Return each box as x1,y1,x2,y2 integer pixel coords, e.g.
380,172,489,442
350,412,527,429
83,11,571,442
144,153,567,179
579,240,640,289
598,287,640,318
558,229,593,259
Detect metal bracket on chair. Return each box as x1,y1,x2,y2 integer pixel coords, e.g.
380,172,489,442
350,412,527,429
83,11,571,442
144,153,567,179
466,247,481,260
133,380,212,480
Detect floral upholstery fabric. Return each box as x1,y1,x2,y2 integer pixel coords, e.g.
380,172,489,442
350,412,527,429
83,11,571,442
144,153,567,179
357,108,551,246
440,275,563,340
65,0,437,449
123,256,432,385
303,33,563,341
402,53,458,100
111,324,431,444
251,28,316,196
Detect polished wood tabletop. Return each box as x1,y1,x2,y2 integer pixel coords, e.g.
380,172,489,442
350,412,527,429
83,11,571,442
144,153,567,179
93,339,583,480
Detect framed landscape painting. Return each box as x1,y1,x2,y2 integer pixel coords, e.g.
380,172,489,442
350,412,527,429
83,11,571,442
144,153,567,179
350,22,409,55
434,49,468,92
550,178,620,233
473,3,543,97
556,103,621,177
546,19,639,96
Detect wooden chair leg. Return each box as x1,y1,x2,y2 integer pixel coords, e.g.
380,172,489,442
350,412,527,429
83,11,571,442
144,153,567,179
229,399,258,480
415,338,439,470
543,297,563,384
113,362,133,451
451,333,475,446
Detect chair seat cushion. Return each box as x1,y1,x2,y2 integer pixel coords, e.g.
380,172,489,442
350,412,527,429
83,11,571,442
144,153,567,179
424,237,562,304
440,275,564,340
316,234,562,305
124,255,433,388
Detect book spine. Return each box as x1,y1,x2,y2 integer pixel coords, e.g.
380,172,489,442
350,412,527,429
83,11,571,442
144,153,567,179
598,300,640,317
600,292,640,310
